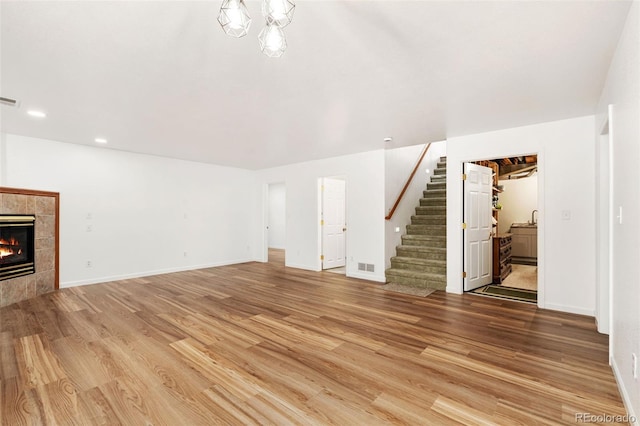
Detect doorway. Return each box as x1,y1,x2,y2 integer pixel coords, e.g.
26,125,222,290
320,176,346,273
464,155,539,304
267,182,286,265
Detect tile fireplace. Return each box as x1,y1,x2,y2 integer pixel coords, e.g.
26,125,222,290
0,188,59,307
0,215,36,280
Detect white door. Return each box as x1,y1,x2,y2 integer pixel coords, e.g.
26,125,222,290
322,177,346,269
464,163,493,291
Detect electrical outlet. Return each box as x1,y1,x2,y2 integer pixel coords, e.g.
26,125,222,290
632,353,638,380
183,251,187,257
86,260,92,268
86,225,92,232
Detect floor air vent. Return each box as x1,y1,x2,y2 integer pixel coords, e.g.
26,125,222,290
358,263,375,272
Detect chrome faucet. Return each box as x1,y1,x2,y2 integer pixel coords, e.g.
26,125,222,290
530,209,538,225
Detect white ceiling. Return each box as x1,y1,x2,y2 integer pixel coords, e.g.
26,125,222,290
0,1,632,170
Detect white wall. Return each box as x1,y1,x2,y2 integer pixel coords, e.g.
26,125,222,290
596,0,640,421
257,150,386,282
384,141,446,268
267,183,286,249
0,133,6,184
385,144,426,212
2,134,259,287
498,176,538,234
447,116,596,317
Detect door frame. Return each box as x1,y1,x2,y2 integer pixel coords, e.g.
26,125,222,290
267,182,286,258
595,105,613,338
261,181,287,263
457,153,544,308
317,175,347,271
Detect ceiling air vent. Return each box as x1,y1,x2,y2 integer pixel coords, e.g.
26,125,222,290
0,97,19,107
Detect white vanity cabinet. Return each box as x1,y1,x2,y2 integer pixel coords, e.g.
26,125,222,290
510,225,537,260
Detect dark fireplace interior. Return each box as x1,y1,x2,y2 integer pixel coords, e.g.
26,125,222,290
0,215,36,281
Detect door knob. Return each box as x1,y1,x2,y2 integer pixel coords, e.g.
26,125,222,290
342,227,347,231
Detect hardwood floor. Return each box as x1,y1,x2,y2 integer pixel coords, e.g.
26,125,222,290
0,258,626,425
268,248,285,266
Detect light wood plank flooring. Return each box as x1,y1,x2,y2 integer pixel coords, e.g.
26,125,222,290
0,258,626,425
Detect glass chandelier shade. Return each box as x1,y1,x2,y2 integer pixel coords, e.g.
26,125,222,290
217,0,252,38
258,24,287,57
217,0,295,56
262,0,295,28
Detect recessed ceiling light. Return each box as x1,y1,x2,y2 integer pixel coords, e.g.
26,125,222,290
384,137,393,143
94,138,108,144
27,110,46,118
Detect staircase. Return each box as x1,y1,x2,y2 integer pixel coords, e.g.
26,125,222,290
385,156,447,290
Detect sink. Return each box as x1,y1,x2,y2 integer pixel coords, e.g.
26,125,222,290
511,222,537,228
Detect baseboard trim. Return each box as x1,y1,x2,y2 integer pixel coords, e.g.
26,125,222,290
543,302,594,317
348,271,386,282
446,285,463,295
611,356,639,425
284,263,320,272
61,258,254,288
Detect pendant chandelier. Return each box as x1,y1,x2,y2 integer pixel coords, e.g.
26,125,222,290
218,0,295,58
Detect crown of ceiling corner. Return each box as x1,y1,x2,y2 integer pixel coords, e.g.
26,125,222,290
217,0,295,58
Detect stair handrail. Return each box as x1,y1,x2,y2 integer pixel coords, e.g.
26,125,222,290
385,143,432,220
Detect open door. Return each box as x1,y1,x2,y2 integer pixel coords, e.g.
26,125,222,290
464,163,493,291
321,177,346,270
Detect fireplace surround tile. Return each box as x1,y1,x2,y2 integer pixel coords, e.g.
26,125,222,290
36,215,55,239
26,274,36,300
2,275,27,306
1,193,28,214
36,196,55,216
36,270,56,296
27,196,36,216
0,188,59,308
36,237,55,250
2,276,22,305
35,249,55,272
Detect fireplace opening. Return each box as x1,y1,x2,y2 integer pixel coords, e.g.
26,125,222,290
0,215,36,281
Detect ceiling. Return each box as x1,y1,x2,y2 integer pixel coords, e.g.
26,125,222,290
0,1,632,170
483,156,538,180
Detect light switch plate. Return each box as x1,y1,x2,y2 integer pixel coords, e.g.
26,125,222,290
618,206,623,224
